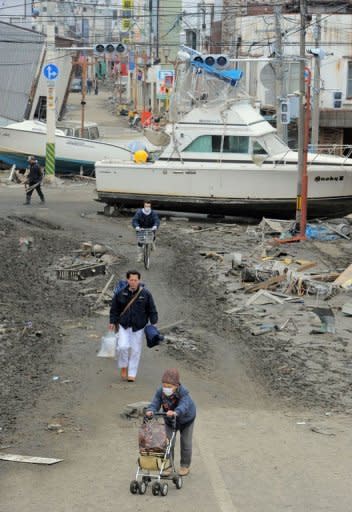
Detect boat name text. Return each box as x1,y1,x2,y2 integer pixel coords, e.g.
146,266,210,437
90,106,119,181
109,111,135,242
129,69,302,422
314,176,344,182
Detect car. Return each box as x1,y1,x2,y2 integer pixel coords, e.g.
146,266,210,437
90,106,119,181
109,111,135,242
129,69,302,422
70,78,82,93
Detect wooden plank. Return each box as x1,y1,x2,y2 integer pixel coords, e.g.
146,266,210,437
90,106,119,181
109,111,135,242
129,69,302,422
334,263,352,288
94,273,115,306
296,262,317,272
0,453,63,465
245,274,286,294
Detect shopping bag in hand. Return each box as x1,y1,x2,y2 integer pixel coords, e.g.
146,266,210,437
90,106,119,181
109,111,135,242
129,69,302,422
97,332,117,358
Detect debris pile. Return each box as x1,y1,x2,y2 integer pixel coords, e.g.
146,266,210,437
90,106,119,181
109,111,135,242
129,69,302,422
52,241,121,312
171,215,352,411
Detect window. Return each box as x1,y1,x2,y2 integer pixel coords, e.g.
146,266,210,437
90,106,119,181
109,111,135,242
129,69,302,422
184,135,249,153
74,128,89,138
347,62,352,98
33,96,47,121
252,140,267,155
90,127,99,140
184,136,212,152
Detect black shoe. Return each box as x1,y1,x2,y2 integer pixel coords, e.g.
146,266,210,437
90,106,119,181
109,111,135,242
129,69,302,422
23,202,30,206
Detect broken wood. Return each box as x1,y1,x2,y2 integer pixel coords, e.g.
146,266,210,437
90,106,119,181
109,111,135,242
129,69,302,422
334,263,352,288
0,453,63,465
245,274,286,294
94,274,115,307
245,289,284,306
296,261,317,272
309,272,339,282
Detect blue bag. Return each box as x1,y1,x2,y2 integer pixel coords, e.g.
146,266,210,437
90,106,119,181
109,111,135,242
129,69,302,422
144,324,164,348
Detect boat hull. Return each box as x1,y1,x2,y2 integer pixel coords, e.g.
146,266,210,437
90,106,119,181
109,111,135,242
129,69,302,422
95,159,352,219
0,126,130,174
96,191,352,219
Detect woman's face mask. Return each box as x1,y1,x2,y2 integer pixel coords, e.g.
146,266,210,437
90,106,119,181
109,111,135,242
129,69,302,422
162,386,175,396
144,207,151,214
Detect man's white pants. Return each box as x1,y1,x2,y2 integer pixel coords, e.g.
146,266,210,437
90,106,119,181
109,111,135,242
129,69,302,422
117,326,144,378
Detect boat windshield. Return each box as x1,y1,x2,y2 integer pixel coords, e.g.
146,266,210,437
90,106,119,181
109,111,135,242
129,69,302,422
183,135,249,153
254,134,288,156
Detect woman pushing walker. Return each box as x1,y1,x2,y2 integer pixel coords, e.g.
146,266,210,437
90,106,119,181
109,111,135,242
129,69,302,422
146,368,196,476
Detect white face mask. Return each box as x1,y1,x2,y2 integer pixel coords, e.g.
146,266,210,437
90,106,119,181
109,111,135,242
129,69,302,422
162,387,174,397
143,207,151,215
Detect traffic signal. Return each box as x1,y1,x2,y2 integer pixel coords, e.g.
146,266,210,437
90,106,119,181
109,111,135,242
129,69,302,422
192,54,230,69
94,43,126,54
280,99,290,125
204,55,229,68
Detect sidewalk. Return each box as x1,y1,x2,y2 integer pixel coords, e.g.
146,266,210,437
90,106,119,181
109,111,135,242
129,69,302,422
63,87,134,141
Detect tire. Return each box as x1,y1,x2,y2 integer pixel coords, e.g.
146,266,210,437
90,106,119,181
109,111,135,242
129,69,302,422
160,482,168,496
144,243,151,270
130,480,139,494
173,476,183,489
138,481,147,494
152,482,160,496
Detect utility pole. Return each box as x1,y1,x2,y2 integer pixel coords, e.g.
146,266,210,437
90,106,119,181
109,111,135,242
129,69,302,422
296,0,308,233
274,5,288,142
45,0,56,178
222,0,237,55
80,57,87,138
311,14,321,150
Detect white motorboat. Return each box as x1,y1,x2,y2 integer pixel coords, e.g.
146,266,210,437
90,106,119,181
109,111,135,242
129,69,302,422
0,120,131,174
95,55,352,218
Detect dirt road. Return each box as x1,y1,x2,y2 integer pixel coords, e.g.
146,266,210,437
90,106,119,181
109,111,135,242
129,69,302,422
0,183,351,512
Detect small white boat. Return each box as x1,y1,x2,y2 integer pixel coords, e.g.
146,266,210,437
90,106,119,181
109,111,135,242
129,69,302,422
94,56,352,218
0,120,131,174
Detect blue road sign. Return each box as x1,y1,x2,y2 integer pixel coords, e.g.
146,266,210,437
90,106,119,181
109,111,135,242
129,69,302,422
43,63,59,80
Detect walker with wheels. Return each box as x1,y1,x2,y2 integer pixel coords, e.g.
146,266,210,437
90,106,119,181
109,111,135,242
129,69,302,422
129,413,182,497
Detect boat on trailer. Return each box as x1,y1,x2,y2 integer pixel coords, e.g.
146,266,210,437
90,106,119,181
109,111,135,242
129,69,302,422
95,53,352,219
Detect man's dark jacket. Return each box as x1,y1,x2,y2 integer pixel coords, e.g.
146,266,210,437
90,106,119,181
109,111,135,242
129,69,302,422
110,285,158,331
28,162,43,183
132,209,160,229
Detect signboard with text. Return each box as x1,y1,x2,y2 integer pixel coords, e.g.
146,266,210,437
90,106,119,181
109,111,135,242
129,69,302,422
156,69,174,100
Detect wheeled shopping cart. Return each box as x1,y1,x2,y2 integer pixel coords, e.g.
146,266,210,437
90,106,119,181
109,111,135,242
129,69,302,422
129,413,183,497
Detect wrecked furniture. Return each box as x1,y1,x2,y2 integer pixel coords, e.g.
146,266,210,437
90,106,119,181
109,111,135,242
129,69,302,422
56,262,106,281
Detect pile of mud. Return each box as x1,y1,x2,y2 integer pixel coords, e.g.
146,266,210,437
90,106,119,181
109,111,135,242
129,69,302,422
0,217,90,435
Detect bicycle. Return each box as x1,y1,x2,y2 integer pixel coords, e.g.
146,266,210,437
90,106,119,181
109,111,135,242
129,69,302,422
136,228,155,269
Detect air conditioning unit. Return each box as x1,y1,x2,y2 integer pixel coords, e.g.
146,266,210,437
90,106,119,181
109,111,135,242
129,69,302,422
333,91,342,109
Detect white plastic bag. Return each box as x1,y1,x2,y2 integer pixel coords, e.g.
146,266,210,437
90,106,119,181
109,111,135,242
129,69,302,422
97,332,118,358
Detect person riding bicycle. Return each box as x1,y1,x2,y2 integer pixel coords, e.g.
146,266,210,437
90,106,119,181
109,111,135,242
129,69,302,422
132,201,160,262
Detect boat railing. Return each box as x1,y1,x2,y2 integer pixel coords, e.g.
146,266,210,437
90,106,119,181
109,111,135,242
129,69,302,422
308,144,352,162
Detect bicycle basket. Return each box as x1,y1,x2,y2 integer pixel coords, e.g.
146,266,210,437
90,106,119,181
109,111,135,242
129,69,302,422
136,229,154,244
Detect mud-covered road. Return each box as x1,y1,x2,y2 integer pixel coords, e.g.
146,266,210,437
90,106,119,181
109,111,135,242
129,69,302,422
0,183,351,512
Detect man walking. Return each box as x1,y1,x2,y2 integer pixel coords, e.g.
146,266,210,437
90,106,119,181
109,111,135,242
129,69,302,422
24,156,45,205
109,270,158,382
